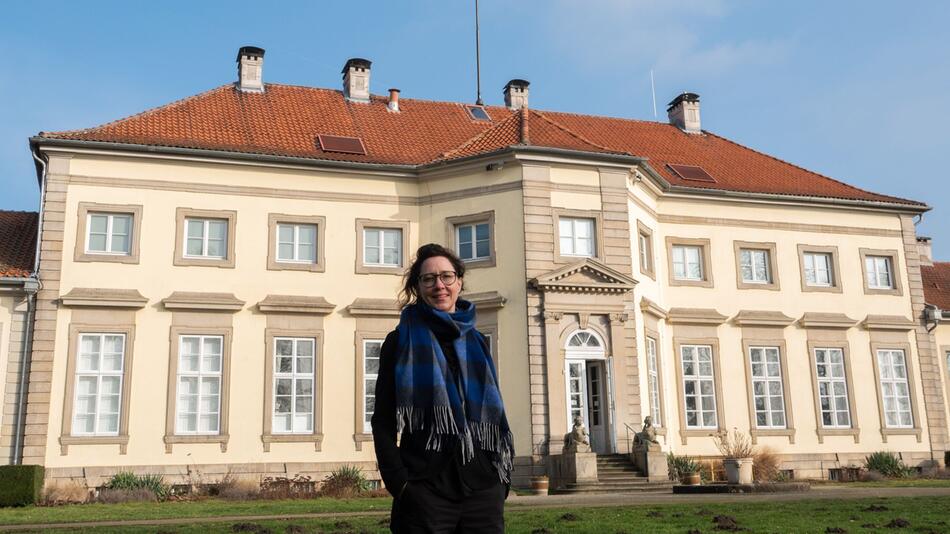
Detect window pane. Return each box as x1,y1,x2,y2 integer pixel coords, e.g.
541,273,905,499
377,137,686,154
298,357,313,374
110,233,130,254
475,239,490,259
88,233,108,252
458,225,472,247
277,242,294,260
206,238,225,258
186,220,204,238
186,237,204,256
112,215,130,235
278,224,294,243
208,220,227,240
297,243,315,262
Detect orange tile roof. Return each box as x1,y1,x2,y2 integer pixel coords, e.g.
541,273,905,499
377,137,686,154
0,211,37,278
37,83,924,207
922,262,950,310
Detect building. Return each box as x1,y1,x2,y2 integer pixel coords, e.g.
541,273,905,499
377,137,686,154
5,47,949,489
921,243,950,455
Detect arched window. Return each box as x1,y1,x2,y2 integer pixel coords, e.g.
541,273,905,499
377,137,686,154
567,331,601,349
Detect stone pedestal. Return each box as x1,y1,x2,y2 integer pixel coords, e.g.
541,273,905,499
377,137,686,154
550,452,598,489
631,443,668,482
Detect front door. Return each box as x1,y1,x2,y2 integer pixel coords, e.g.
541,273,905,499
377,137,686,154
565,359,609,454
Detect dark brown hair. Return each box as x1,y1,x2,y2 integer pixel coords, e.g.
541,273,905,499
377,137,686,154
399,243,466,307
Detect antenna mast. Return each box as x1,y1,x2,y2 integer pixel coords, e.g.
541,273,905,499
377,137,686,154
650,69,657,120
475,0,483,105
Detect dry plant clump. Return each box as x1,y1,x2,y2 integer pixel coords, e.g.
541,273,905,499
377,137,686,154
42,480,89,504
752,446,781,482
713,428,755,459
97,487,158,503
216,475,260,501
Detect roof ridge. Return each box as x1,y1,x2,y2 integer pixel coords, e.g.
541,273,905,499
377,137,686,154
437,112,521,160
0,209,39,215
530,109,623,154
42,85,234,137
702,130,926,207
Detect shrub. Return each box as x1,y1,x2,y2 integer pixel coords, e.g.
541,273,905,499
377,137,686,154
666,452,699,481
97,487,158,504
103,472,170,500
260,475,317,499
320,465,371,498
752,446,782,482
42,480,89,504
0,465,45,507
864,451,914,478
713,428,755,459
216,474,260,501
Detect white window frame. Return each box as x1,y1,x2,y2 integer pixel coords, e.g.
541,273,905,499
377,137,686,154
85,213,133,256
814,347,852,429
672,245,704,281
639,232,651,273
680,344,717,429
876,349,913,429
276,223,318,264
455,222,491,262
558,217,595,257
72,333,125,436
803,252,833,287
363,228,403,267
749,346,787,429
175,335,223,435
646,337,662,427
865,255,894,289
183,218,229,259
739,248,771,284
272,337,316,434
362,339,383,433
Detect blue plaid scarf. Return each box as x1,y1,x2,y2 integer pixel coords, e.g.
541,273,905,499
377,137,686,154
395,299,514,483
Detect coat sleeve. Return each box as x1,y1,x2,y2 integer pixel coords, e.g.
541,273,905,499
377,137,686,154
371,329,407,497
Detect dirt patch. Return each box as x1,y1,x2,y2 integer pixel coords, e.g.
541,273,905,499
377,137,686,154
284,526,305,534
863,504,889,512
825,528,847,533
687,530,702,534
696,508,714,516
558,512,579,522
860,524,877,529
712,515,744,531
646,510,664,518
230,524,273,534
885,518,910,528
531,528,552,534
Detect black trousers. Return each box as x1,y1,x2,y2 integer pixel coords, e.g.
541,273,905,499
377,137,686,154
390,481,505,533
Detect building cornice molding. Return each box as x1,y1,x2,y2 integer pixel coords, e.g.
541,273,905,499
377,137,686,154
346,298,402,317
639,297,668,319
464,291,507,311
667,307,728,325
799,312,857,329
59,288,148,309
733,310,796,327
862,314,917,331
161,291,245,312
530,258,637,294
257,295,336,315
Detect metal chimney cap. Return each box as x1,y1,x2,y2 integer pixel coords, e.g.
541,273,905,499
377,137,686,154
236,46,265,62
342,58,372,73
504,79,530,89
666,92,700,111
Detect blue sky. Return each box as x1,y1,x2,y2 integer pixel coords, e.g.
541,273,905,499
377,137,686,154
2,1,948,258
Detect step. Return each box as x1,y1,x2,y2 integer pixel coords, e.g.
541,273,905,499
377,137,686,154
551,485,674,494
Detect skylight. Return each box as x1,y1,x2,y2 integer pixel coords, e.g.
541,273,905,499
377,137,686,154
317,134,367,155
465,105,491,121
667,164,716,183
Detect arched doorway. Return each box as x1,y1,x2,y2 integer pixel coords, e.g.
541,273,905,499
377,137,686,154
564,330,611,454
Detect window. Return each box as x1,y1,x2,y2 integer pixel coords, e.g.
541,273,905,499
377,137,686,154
646,337,662,427
72,334,125,436
865,256,893,289
859,248,903,296
672,245,703,280
355,219,410,274
174,208,237,268
456,222,490,261
559,217,595,257
277,224,317,263
749,346,786,429
804,252,833,287
733,241,780,290
273,337,315,434
814,348,851,428
176,335,223,434
362,340,382,433
876,349,912,428
637,221,655,279
680,345,717,429
74,203,142,264
267,214,326,272
185,219,228,259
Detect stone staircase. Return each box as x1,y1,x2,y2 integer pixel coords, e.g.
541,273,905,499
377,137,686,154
551,454,673,494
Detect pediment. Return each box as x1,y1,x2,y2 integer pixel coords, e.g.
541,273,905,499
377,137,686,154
531,258,636,294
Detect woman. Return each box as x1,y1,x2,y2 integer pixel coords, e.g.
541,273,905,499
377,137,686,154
372,243,514,533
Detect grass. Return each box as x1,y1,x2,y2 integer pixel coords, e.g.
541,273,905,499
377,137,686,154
2,496,949,533
814,478,950,488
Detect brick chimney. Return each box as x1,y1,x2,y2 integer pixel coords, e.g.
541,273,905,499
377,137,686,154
504,79,530,110
667,92,701,133
236,46,265,93
388,88,400,112
917,236,934,266
342,58,372,103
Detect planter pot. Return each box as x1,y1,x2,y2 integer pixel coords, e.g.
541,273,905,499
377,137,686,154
530,476,549,495
680,472,701,486
723,458,754,484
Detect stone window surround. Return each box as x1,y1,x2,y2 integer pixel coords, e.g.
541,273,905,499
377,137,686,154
806,337,861,443
636,220,656,280
553,208,605,264
164,326,233,453
665,237,714,288
261,328,325,451
740,337,796,444
74,202,143,264
348,299,401,450
266,213,326,273
797,244,843,293
354,218,411,275
643,327,667,436
942,345,950,424
444,210,496,269
353,330,390,449
868,340,922,442
733,240,781,291
672,336,725,445
858,248,904,297
59,323,136,455
173,207,237,269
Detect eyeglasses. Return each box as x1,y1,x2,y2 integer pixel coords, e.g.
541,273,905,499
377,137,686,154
419,271,458,288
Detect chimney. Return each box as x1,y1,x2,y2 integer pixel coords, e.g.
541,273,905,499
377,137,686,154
236,46,265,93
342,58,372,102
917,236,934,266
504,79,530,110
667,92,701,133
388,88,400,112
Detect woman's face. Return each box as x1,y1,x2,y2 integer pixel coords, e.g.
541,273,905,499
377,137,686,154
418,255,462,313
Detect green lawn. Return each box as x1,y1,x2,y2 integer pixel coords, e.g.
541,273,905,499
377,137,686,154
814,478,950,488
2,496,949,533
